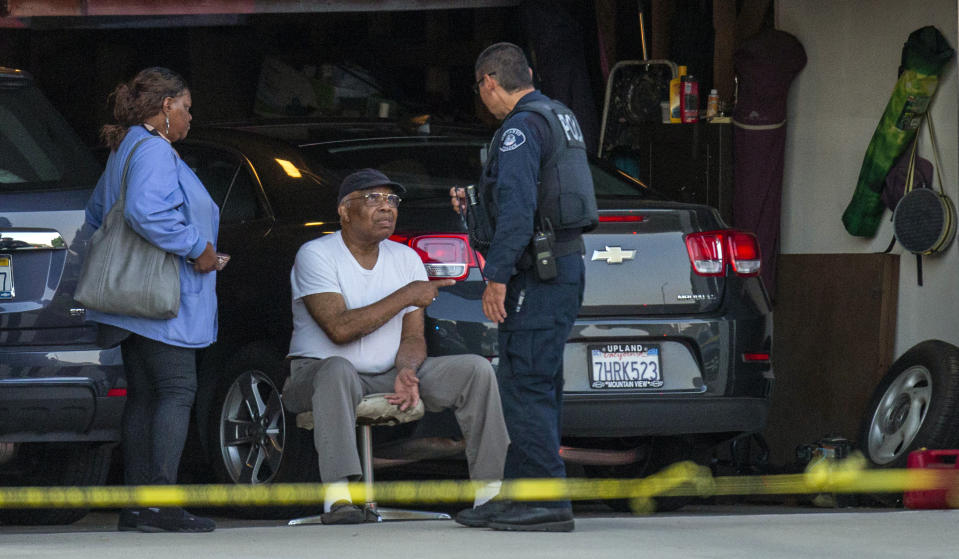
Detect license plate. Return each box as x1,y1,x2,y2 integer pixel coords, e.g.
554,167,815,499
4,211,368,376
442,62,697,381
589,343,662,389
0,254,13,299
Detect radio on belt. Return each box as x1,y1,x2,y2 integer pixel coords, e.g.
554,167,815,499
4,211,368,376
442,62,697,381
532,230,557,281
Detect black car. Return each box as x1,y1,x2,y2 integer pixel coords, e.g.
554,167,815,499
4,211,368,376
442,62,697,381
172,118,773,514
0,67,124,524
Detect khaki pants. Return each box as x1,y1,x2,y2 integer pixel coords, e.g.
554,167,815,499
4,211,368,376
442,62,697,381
282,354,509,483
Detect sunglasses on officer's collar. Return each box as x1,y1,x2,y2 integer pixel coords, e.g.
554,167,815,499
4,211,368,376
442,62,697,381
472,72,496,94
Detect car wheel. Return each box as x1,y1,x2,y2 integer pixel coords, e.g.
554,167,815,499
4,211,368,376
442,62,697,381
585,437,697,513
0,443,112,525
207,344,319,519
860,340,959,468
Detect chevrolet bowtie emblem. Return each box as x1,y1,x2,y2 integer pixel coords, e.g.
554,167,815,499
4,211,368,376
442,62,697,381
591,246,636,264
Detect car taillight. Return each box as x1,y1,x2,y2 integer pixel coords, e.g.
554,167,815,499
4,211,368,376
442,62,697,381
742,352,771,362
685,230,761,277
685,232,725,276
390,234,484,281
727,231,761,276
599,214,644,223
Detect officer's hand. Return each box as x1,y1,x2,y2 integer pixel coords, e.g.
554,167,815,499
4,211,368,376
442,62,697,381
450,187,467,216
482,281,507,323
405,279,456,308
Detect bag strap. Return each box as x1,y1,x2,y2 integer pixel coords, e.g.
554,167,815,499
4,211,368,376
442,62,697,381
116,136,152,208
904,134,918,196
923,116,955,257
925,117,946,196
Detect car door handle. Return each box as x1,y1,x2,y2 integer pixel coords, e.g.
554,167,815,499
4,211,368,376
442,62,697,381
0,230,67,251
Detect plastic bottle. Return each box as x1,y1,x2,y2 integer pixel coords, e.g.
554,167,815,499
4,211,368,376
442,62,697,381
706,89,719,119
680,74,699,123
669,65,687,123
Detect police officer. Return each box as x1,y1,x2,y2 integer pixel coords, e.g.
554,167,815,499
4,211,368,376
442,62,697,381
451,42,597,533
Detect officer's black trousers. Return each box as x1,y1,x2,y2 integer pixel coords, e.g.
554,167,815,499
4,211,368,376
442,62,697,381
497,252,584,509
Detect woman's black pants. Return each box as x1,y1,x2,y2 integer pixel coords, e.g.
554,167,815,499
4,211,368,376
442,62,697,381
120,334,198,485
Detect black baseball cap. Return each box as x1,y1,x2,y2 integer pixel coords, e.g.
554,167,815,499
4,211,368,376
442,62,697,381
337,168,406,205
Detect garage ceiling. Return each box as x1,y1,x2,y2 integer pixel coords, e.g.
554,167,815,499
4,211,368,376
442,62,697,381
1,0,518,17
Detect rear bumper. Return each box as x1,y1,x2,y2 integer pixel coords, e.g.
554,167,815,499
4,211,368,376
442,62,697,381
561,394,769,438
0,379,124,442
0,345,125,442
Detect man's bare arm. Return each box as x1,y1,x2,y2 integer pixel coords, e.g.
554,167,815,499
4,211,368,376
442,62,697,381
394,309,427,373
302,279,454,345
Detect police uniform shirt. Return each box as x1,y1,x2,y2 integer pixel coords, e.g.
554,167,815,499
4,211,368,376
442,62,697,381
482,91,553,285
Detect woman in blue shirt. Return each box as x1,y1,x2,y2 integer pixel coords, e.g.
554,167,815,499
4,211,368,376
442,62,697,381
85,67,219,533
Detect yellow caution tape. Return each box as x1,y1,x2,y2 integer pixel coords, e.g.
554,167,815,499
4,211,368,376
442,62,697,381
1,455,956,510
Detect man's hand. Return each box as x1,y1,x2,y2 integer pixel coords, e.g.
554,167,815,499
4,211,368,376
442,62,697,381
482,281,508,323
405,279,456,308
450,187,467,216
386,367,420,411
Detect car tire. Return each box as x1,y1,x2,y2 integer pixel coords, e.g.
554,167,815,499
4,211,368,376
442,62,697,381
859,340,959,468
0,443,112,525
586,437,698,513
207,343,320,519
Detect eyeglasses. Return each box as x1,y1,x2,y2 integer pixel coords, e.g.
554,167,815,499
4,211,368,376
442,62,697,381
342,192,402,208
472,72,496,94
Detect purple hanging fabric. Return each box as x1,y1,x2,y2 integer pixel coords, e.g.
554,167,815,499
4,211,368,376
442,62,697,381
521,1,601,154
732,28,807,299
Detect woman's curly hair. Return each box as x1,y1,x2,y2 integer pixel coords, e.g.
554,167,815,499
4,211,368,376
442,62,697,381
100,67,188,150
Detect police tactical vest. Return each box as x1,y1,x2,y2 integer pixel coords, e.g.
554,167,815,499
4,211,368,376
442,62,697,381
480,97,599,235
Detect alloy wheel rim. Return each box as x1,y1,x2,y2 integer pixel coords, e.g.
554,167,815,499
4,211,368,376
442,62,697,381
219,370,286,483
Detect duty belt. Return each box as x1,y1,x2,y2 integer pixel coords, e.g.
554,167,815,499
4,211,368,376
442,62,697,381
552,236,585,257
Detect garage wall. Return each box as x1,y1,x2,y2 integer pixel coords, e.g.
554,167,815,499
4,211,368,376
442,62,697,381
776,1,959,357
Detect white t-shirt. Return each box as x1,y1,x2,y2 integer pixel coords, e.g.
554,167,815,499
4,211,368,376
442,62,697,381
288,231,427,373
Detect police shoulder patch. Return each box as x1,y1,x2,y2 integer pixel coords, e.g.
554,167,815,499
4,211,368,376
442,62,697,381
499,128,527,152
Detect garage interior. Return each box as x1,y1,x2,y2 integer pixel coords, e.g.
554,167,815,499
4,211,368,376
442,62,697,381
3,0,957,496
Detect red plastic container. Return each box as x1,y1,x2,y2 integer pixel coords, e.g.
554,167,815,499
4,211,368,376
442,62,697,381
904,449,959,509
680,75,699,123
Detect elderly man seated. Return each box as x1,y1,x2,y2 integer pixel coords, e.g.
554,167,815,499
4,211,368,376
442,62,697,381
281,168,509,524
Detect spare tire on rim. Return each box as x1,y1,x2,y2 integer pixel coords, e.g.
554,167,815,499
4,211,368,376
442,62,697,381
859,340,959,468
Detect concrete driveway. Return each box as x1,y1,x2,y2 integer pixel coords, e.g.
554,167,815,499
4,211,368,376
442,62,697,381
3,504,957,558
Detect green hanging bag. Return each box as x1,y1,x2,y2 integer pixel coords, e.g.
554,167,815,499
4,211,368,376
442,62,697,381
841,26,954,237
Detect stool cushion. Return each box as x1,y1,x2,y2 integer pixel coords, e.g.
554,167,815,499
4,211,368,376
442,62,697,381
295,411,315,430
356,393,425,426
294,393,424,430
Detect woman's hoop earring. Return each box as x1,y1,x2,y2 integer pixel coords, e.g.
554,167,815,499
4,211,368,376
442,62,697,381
164,114,170,135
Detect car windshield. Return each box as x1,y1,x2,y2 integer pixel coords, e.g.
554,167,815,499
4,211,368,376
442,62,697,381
0,80,101,192
301,138,653,201
588,158,661,198
302,140,486,203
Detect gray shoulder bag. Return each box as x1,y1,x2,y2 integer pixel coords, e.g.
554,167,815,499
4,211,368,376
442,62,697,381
75,137,181,319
